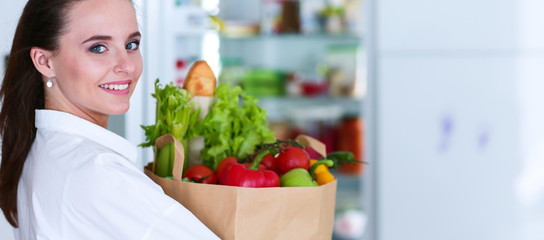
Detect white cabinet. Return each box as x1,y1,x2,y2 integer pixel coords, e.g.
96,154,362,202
378,0,517,51
366,0,544,239
378,56,519,239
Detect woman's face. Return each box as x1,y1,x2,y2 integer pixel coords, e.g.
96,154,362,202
48,0,142,126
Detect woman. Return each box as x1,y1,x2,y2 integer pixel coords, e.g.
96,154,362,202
0,0,219,239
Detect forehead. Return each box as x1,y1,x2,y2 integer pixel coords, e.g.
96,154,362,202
64,0,138,39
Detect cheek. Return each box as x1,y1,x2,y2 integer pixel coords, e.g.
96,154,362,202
58,59,85,84
133,54,143,77
69,64,104,88
129,55,143,89
62,53,103,79
58,58,108,95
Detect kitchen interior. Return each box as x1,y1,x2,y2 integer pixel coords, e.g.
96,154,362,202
2,0,544,240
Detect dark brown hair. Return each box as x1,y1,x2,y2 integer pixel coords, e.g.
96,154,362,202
0,0,82,228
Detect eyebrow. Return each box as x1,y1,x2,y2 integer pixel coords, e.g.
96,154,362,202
81,31,141,44
129,31,141,39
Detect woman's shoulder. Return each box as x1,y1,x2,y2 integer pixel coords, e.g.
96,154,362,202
28,128,143,197
34,122,137,166
60,142,161,206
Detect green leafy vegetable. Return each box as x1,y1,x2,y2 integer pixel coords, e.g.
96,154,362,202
195,83,276,170
140,79,201,177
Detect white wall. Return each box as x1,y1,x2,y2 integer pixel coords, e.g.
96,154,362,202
366,0,544,239
0,1,25,78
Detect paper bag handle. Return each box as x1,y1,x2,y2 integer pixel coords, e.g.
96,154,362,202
154,134,185,181
295,134,327,159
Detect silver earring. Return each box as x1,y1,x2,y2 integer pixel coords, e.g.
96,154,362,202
46,76,53,88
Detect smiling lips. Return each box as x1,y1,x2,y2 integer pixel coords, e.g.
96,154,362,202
99,80,131,95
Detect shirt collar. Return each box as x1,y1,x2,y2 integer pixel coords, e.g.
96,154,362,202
35,109,138,165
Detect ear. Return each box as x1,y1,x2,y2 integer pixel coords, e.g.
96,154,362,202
30,47,54,78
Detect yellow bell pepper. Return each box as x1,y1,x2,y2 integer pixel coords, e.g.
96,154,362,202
309,159,336,186
310,160,327,174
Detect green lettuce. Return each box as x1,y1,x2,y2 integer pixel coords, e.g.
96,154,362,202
195,83,276,170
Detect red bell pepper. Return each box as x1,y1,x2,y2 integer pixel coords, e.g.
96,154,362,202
242,162,267,171
216,156,237,178
218,149,280,187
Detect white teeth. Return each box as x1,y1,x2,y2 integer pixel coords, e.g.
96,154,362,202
100,84,129,90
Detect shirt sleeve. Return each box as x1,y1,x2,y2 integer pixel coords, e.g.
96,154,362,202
61,152,220,240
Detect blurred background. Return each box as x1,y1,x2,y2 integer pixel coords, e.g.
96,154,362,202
2,0,544,239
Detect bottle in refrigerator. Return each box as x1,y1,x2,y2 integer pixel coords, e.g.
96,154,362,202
300,0,326,34
336,116,364,175
260,0,282,35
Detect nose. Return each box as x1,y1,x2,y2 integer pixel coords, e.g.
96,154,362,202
113,50,137,75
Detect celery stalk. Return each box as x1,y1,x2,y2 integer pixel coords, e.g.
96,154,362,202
140,79,201,177
154,142,172,178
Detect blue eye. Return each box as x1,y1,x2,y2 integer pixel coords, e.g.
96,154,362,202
126,41,140,50
90,45,107,53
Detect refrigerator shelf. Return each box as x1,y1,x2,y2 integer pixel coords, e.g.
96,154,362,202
220,32,362,42
257,96,363,122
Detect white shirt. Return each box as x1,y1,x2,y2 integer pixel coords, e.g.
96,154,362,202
14,110,219,240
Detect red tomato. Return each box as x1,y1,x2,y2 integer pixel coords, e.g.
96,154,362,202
216,157,238,179
183,164,217,184
277,146,310,175
260,153,279,173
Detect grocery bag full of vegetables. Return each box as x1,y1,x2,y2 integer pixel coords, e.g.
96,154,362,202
144,134,337,240
142,60,345,240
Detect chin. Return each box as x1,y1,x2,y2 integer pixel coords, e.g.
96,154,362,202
109,104,130,115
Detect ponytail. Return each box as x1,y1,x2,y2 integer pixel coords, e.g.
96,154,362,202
0,45,44,228
0,0,81,227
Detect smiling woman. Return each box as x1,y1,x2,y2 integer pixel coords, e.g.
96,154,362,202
35,0,143,126
0,0,218,239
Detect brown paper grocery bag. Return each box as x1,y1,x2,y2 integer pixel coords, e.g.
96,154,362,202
144,134,337,240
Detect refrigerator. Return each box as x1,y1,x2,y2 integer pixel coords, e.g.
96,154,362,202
141,1,367,239
364,0,544,239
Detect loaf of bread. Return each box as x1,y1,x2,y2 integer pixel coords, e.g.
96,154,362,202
183,60,216,97
185,61,216,166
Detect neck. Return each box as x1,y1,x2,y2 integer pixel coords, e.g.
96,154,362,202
44,94,109,128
